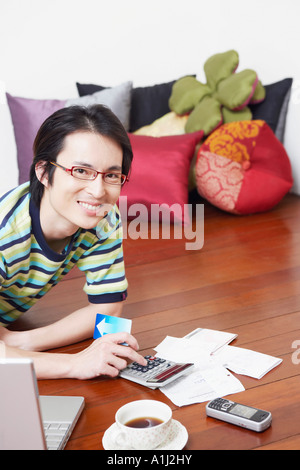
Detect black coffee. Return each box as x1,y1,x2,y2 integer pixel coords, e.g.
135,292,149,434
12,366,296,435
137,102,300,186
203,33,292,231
125,417,164,428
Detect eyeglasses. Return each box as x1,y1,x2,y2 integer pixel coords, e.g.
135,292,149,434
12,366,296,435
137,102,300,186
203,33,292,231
50,161,128,186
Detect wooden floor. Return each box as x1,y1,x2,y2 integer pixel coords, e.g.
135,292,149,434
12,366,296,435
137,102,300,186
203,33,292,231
11,192,300,450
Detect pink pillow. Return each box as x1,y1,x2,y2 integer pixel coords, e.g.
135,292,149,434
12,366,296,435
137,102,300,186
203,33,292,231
120,132,203,223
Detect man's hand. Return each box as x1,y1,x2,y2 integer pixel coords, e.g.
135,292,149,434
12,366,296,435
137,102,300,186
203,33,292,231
67,332,147,380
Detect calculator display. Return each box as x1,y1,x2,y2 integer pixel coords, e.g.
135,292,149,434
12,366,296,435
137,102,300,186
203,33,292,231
147,363,193,383
120,355,194,388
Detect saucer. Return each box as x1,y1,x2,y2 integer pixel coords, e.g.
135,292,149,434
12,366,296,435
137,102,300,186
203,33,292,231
102,419,188,450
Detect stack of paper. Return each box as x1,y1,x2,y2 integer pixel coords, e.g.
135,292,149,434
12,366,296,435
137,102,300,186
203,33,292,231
161,365,245,407
154,328,238,365
154,327,282,407
154,336,215,367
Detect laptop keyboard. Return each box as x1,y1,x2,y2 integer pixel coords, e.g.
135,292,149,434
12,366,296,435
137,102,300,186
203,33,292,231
43,421,71,450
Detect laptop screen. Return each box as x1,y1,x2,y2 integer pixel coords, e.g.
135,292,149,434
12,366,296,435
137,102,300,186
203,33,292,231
0,358,84,450
0,358,46,450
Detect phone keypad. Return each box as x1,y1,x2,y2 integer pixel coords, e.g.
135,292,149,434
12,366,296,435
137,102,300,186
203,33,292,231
208,398,234,411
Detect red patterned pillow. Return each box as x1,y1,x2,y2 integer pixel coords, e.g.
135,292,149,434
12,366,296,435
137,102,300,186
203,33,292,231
195,120,293,214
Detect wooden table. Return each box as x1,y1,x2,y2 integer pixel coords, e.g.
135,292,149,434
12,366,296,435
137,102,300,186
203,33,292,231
12,193,300,450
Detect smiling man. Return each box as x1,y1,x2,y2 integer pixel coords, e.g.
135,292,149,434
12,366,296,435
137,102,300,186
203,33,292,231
0,105,147,379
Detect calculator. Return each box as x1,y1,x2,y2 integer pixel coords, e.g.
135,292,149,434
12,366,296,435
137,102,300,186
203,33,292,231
119,355,194,388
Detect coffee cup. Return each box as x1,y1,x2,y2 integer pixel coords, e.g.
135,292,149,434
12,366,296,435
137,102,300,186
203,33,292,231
112,399,172,450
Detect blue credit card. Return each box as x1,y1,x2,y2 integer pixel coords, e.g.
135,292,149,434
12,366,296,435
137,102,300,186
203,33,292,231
93,314,132,339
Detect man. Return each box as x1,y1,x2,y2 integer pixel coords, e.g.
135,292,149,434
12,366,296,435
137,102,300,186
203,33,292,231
0,104,147,379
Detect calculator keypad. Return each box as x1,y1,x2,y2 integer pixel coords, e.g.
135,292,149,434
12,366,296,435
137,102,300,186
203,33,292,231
126,355,170,380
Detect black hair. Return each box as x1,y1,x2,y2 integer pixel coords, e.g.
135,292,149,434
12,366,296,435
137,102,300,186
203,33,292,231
29,104,133,206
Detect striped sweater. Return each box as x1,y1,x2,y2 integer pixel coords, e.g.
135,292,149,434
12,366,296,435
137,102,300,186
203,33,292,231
0,183,128,326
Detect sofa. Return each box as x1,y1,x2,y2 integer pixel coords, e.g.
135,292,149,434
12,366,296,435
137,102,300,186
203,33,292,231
0,71,297,226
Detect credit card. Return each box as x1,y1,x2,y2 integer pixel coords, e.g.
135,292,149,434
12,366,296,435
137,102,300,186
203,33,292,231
93,314,132,339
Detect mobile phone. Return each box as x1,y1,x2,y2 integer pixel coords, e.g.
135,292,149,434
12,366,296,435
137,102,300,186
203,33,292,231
206,397,272,432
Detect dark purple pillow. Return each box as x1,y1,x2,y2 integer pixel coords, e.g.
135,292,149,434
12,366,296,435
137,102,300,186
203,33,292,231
249,78,293,141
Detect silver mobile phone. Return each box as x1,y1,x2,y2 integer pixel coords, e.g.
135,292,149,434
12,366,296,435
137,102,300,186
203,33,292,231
206,397,272,432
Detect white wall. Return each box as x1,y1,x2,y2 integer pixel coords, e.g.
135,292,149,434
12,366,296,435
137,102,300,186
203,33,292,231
1,0,300,194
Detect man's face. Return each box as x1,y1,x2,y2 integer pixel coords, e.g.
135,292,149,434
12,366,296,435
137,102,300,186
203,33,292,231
40,131,123,236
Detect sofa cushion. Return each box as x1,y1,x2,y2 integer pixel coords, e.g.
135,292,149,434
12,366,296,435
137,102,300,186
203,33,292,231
66,82,132,130
215,69,258,110
77,78,195,132
249,78,293,142
6,94,65,186
133,112,188,137
195,120,293,214
168,76,211,115
185,96,223,135
204,49,239,91
129,80,177,132
6,82,132,184
169,51,265,136
120,131,203,224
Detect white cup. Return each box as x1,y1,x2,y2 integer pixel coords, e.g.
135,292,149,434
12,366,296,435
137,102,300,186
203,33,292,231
112,400,172,450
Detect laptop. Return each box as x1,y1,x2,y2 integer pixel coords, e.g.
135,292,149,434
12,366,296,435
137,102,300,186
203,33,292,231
0,358,85,450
